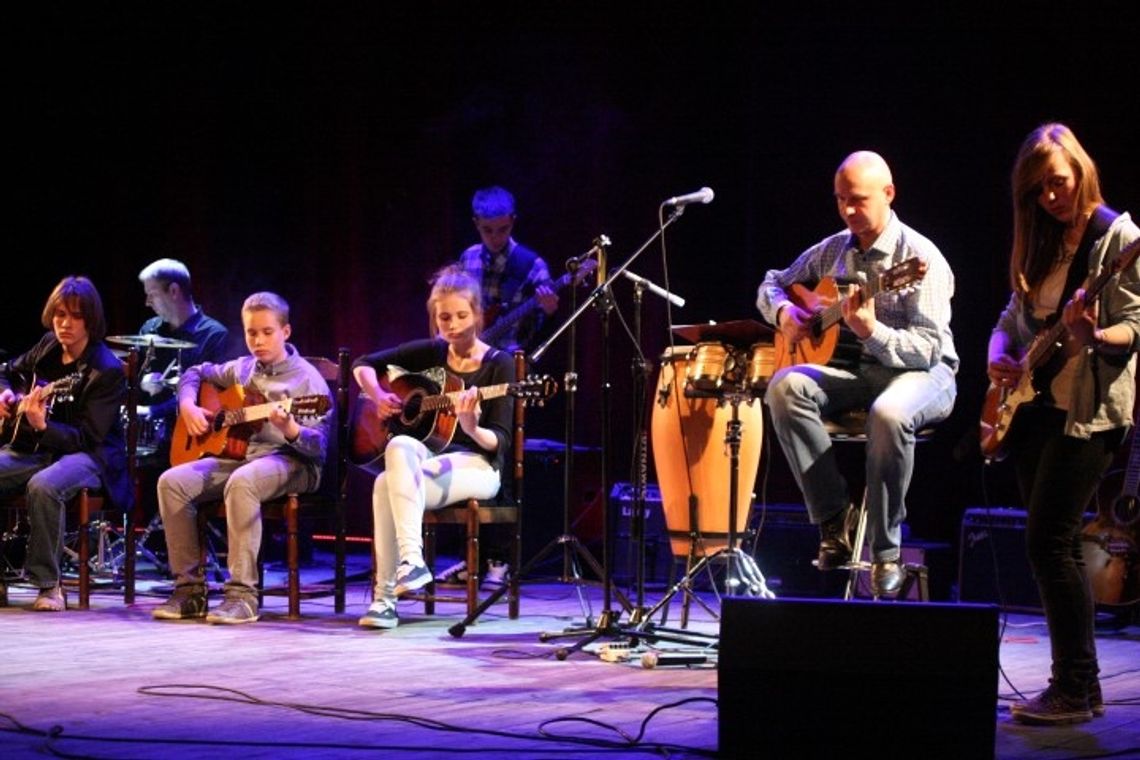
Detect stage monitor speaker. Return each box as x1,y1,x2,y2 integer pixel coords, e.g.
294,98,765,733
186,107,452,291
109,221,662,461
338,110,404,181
719,597,999,759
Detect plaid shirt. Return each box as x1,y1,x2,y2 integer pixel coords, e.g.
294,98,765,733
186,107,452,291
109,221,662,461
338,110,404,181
756,213,958,371
459,238,553,351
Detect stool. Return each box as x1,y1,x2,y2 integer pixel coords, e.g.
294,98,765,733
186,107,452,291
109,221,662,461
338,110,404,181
822,409,931,601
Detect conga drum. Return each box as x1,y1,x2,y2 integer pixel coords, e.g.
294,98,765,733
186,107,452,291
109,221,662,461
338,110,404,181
651,345,763,558
744,341,776,395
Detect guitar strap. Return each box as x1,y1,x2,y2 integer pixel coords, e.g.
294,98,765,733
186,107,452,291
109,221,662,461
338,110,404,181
1055,204,1119,319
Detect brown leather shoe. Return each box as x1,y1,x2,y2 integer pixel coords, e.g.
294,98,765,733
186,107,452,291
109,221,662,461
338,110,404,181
816,505,855,570
871,561,903,597
32,586,67,612
0,581,7,607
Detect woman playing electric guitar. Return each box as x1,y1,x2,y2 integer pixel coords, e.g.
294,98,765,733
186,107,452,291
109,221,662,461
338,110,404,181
352,266,514,629
987,124,1140,726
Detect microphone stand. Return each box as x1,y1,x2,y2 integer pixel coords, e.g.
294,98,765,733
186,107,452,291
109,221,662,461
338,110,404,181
535,209,702,660
449,240,619,638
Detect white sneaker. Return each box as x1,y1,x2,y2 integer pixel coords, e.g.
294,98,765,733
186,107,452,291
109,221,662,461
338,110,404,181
482,560,509,589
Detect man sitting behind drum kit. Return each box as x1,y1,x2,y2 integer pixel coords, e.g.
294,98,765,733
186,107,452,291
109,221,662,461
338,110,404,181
133,258,230,457
756,151,958,598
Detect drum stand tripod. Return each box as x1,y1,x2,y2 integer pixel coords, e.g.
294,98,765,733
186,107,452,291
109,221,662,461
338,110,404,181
621,386,773,644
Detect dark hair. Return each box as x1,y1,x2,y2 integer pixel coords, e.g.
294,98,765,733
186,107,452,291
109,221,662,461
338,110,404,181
41,276,107,342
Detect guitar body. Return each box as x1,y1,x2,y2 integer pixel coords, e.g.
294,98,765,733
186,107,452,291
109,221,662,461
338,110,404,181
978,375,1037,461
170,384,263,467
348,368,463,469
1081,431,1140,610
1,373,83,453
771,278,841,373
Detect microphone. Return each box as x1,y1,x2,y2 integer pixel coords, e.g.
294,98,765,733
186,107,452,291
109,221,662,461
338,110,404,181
663,187,714,208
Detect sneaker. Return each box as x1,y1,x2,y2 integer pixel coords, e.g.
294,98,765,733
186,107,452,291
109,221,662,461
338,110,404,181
482,560,510,589
31,586,66,612
1089,680,1106,718
205,596,259,625
1011,683,1093,725
152,589,208,620
394,562,433,596
357,600,399,629
435,560,468,587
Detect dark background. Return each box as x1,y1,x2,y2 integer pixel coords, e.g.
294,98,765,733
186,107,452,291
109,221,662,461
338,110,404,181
7,4,1138,553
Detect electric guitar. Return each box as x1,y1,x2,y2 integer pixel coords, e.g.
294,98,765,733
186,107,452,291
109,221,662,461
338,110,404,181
771,258,927,373
1,372,83,451
482,258,598,346
170,384,331,467
979,237,1140,461
348,366,557,469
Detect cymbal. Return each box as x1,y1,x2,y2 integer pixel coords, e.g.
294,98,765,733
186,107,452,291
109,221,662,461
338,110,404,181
671,319,774,348
106,334,197,350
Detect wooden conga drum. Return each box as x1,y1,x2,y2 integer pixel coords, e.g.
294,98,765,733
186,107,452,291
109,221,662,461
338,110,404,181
651,345,763,558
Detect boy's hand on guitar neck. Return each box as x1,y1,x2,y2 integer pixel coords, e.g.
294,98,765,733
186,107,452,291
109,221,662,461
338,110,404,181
267,403,301,441
21,387,49,432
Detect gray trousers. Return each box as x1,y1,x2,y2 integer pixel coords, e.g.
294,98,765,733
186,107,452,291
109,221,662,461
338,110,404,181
157,453,316,599
0,448,101,588
764,361,956,562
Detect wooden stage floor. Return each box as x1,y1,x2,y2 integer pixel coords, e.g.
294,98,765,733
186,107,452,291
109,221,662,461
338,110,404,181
1,553,1137,759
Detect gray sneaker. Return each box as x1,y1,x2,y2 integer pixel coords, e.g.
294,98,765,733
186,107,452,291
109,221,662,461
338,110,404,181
394,562,433,596
357,600,398,629
205,596,259,625
152,589,208,620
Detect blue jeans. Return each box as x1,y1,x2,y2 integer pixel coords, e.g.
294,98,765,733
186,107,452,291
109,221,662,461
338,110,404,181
0,447,102,588
765,361,957,561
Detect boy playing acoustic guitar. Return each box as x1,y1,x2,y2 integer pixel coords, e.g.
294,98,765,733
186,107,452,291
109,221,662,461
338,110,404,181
153,292,331,624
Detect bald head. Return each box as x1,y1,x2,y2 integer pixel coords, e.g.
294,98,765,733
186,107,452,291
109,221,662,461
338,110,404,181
834,150,896,249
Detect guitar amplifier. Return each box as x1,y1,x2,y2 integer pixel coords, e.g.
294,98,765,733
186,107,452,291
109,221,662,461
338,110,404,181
958,507,1094,611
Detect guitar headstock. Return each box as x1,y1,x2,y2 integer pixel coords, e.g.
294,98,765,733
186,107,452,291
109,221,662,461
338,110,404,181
573,258,599,285
51,372,84,403
879,258,928,296
509,375,559,406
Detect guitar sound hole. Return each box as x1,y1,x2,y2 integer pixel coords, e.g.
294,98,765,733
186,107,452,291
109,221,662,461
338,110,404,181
401,392,424,426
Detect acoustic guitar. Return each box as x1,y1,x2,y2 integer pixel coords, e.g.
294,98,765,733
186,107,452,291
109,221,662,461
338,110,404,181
1082,429,1140,609
1,372,83,452
482,258,598,346
771,257,927,373
979,237,1140,462
170,384,331,467
349,365,557,469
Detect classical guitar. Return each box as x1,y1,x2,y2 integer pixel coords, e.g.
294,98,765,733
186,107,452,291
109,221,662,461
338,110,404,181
771,258,927,373
482,258,598,346
1,372,83,451
1082,429,1140,608
979,237,1140,461
349,366,557,469
170,384,331,467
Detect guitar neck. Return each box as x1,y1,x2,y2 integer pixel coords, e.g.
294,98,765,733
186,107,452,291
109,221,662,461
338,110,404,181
423,383,512,411
1022,238,1140,371
812,277,885,334
216,397,297,428
1122,433,1140,498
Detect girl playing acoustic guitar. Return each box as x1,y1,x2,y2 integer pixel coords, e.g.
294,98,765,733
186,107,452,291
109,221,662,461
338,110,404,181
353,266,514,629
987,123,1140,725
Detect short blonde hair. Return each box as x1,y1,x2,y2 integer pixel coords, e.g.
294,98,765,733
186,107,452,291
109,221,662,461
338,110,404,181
242,291,290,326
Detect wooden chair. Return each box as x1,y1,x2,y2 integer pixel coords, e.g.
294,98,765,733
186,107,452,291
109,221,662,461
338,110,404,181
405,351,527,620
196,350,350,619
0,347,140,610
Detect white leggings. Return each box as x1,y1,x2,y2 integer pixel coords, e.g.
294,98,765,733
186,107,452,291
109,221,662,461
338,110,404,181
371,435,500,602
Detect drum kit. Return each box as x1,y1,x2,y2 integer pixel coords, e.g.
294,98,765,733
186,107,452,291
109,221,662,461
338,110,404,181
107,333,196,458
643,319,778,626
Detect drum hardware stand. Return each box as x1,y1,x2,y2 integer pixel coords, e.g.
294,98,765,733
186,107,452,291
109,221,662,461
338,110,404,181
448,240,624,638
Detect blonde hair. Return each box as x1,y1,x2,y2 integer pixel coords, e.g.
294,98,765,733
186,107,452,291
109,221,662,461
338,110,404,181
426,266,483,337
241,291,290,326
1009,123,1104,298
